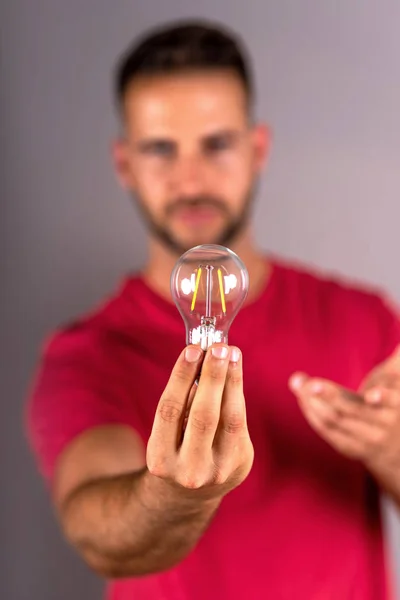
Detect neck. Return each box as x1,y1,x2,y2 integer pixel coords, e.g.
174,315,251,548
141,227,271,305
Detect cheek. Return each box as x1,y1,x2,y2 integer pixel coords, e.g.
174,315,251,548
212,153,254,199
214,149,251,173
132,161,169,205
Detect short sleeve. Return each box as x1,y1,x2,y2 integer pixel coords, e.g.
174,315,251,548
25,324,132,486
374,294,400,364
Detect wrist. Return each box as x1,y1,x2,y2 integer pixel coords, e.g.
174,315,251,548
141,469,222,515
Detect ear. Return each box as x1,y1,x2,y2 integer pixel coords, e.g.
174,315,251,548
251,123,272,173
111,138,136,190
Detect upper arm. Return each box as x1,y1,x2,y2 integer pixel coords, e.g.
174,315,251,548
26,325,147,501
52,424,146,512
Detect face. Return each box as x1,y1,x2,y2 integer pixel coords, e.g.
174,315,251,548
113,70,270,256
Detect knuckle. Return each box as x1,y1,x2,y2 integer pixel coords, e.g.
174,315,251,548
146,456,168,479
158,397,183,423
208,369,226,383
173,365,193,384
226,370,243,386
212,469,228,486
204,361,227,383
222,412,245,434
184,479,203,490
321,413,336,429
324,408,341,429
190,410,216,433
176,472,205,490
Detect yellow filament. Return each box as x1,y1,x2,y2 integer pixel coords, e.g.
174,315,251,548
191,267,202,311
217,269,226,314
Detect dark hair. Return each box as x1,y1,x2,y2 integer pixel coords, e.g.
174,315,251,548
114,20,254,112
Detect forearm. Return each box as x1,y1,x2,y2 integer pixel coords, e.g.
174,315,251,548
59,467,221,578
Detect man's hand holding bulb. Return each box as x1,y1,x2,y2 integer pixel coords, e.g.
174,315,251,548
146,343,254,503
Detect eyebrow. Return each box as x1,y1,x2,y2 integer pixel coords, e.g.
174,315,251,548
202,129,241,142
135,137,175,151
134,136,176,152
135,129,242,149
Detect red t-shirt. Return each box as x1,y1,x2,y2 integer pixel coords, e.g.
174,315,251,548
26,257,400,600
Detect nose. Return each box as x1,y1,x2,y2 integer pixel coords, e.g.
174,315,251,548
170,155,207,197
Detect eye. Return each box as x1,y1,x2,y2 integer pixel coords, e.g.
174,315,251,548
203,134,235,154
140,140,176,158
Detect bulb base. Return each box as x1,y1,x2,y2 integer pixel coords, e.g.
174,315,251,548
188,317,227,351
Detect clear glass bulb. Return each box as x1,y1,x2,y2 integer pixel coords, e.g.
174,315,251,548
170,244,249,350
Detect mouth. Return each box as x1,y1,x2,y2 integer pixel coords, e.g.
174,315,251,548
172,205,222,227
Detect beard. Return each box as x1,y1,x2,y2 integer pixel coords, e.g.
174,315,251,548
131,184,257,256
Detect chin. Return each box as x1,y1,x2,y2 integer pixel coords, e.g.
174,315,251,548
177,235,224,252
156,220,239,256
174,226,228,246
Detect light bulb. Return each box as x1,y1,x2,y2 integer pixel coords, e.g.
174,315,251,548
170,244,249,350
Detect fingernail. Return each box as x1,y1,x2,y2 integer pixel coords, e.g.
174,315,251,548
366,388,382,404
290,373,305,391
185,347,202,363
230,347,241,363
211,345,229,359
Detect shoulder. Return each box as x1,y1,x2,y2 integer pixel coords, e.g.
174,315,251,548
271,254,391,313
270,254,400,362
42,274,144,366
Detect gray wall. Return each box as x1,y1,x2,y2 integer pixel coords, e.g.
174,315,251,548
2,1,400,598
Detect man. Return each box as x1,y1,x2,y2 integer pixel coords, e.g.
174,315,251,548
27,19,400,600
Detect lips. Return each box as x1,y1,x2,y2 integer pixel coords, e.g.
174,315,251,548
174,206,221,225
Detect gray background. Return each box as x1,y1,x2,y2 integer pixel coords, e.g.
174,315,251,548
2,1,400,598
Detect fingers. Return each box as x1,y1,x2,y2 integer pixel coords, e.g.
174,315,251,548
214,347,248,457
299,392,392,461
150,346,204,455
183,344,231,453
289,373,391,426
289,372,399,462
149,343,250,492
